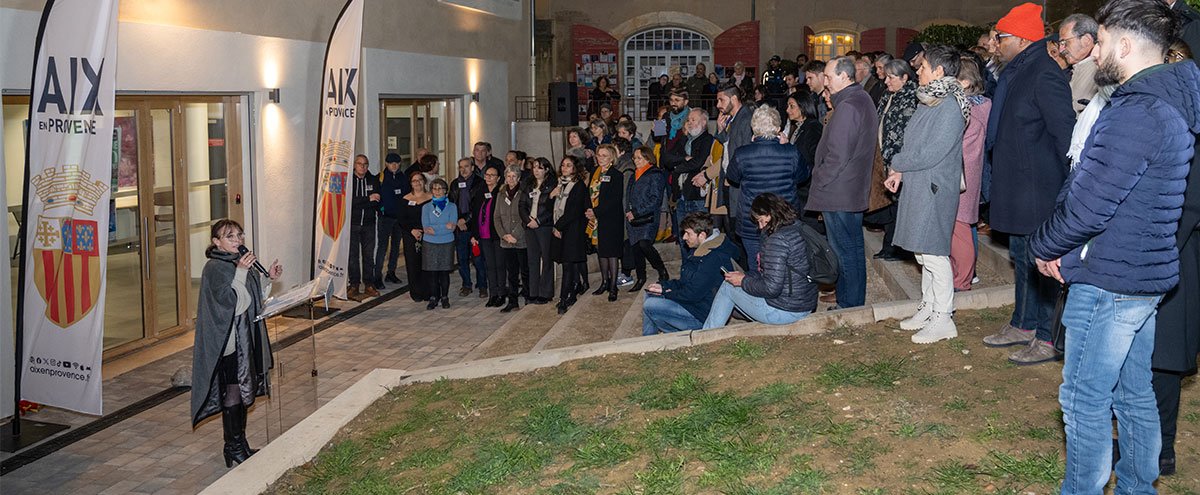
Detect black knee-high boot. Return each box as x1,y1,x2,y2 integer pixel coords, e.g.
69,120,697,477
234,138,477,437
222,404,250,467
237,404,257,457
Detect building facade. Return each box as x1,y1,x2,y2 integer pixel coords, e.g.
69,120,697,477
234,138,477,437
1,0,533,368
534,0,1026,116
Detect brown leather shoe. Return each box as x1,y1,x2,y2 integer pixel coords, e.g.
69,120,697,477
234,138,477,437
819,292,838,303
347,285,361,301
364,286,380,298
478,288,488,299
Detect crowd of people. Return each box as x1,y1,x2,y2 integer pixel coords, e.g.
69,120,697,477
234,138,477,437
328,0,1198,489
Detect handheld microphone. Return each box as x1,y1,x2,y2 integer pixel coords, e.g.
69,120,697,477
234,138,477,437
237,245,271,277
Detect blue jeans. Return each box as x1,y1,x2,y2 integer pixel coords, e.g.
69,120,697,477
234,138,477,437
673,199,707,255
1059,284,1162,494
823,211,866,308
1008,234,1058,342
642,296,703,335
702,282,810,329
455,231,487,290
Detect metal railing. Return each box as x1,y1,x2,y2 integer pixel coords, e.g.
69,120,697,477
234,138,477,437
514,95,721,122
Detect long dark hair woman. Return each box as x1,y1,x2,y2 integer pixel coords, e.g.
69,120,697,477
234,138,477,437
586,143,626,301
494,165,529,312
625,146,670,291
589,75,620,116
551,155,590,314
398,171,431,302
471,166,505,308
191,219,281,467
701,193,816,329
522,157,557,304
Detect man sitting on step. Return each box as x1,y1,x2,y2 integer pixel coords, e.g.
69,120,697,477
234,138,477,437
642,212,738,335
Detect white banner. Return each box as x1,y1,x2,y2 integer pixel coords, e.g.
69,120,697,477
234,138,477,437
19,0,120,416
312,0,365,299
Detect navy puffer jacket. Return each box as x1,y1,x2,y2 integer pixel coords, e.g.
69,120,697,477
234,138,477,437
741,222,818,313
1030,62,1200,295
727,137,810,240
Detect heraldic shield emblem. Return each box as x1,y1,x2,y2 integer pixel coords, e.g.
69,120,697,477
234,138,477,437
318,171,348,240
33,216,102,328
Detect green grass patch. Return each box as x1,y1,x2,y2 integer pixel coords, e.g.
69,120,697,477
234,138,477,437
731,339,769,360
628,455,686,495
986,450,1064,486
816,357,910,389
522,403,584,445
573,427,635,468
928,461,978,492
446,440,552,493
627,372,711,410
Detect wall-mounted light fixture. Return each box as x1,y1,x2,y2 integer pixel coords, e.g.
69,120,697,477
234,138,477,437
471,92,480,103
268,88,281,104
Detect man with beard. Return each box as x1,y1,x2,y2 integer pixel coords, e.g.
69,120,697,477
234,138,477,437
803,60,830,121
703,81,754,248
981,2,1076,365
686,63,709,104
1031,0,1199,488
663,108,716,256
664,88,691,148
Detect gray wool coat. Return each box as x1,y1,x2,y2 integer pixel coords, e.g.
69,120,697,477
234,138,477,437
889,97,964,256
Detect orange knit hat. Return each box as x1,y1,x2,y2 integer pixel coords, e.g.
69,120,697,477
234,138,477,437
996,2,1045,42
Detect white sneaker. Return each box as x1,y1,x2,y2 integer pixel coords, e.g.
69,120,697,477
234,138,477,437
972,275,980,285
617,273,634,287
912,311,958,344
899,302,934,331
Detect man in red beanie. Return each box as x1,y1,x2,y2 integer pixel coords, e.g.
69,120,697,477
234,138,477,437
980,2,1077,365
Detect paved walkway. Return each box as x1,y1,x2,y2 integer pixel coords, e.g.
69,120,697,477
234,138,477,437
0,284,518,495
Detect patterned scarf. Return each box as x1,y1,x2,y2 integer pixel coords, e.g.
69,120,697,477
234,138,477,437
916,76,971,124
586,164,609,245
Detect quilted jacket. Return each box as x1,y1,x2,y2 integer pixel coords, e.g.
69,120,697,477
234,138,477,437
1029,62,1200,295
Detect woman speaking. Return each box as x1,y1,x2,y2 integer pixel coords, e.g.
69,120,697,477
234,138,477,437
191,219,281,468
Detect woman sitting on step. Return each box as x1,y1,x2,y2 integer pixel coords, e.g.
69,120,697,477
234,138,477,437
701,193,817,329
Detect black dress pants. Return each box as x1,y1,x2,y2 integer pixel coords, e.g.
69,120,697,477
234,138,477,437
348,223,376,286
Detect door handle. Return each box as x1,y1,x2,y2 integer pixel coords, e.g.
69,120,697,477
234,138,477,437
143,217,151,278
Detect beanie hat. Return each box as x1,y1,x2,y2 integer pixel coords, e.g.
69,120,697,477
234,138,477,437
996,2,1045,42
385,152,402,164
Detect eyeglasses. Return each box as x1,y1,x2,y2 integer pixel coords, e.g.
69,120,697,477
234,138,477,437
994,33,1014,42
484,172,499,178
221,232,245,240
1057,36,1078,47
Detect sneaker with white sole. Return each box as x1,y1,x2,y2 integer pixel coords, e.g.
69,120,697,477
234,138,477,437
899,302,934,331
982,323,1035,347
617,273,634,287
1008,338,1060,365
912,311,957,344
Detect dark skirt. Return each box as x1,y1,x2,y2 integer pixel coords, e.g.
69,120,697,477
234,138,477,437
595,215,625,258
422,241,454,271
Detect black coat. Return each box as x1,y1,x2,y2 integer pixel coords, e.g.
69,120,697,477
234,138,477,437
450,173,484,222
350,172,380,226
552,180,589,263
661,130,714,201
1157,0,1200,373
986,40,1076,235
590,166,626,257
520,178,556,229
786,119,822,172
741,222,818,313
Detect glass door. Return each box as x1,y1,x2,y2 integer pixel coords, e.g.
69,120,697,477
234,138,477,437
3,95,245,356
380,99,456,177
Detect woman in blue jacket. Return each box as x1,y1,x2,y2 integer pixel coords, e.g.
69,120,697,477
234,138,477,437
702,193,817,329
421,178,458,310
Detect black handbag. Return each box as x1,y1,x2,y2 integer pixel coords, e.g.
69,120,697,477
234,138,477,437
628,212,655,226
1050,284,1070,354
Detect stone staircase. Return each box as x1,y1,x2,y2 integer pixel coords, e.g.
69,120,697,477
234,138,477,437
464,228,1015,359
